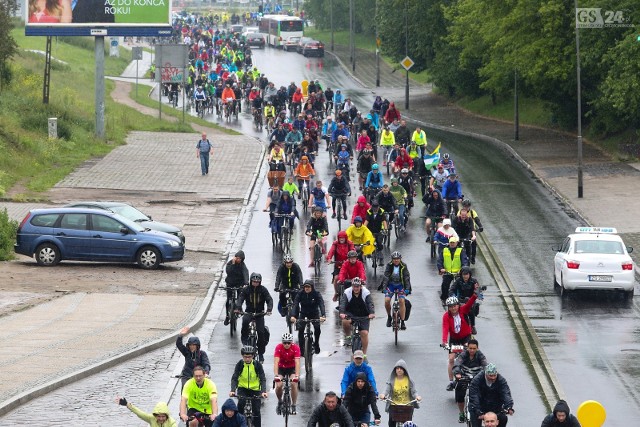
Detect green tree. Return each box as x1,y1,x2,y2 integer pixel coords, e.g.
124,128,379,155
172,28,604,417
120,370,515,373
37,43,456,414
0,0,18,91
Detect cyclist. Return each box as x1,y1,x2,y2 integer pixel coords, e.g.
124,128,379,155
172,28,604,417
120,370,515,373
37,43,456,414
449,267,482,334
274,190,296,234
268,143,286,172
434,218,458,250
282,176,300,200
339,277,375,355
441,173,463,217
379,251,411,330
294,155,316,191
307,391,354,427
437,236,469,303
333,89,344,112
322,116,337,150
383,102,401,125
117,396,177,427
357,149,375,191
263,184,282,227
461,200,483,265
389,178,408,231
291,88,303,118
380,126,395,161
224,251,249,326
328,169,351,220
236,273,273,363
452,208,476,263
345,216,375,259
291,279,326,354
442,293,479,389
176,326,211,388
430,163,449,193
270,123,288,145
392,148,413,177
394,120,410,147
221,83,236,115
357,128,371,152
194,85,207,114
423,189,446,242
230,346,269,427
309,180,330,213
410,126,428,157
337,250,367,301
285,127,303,159
468,364,514,427
439,153,456,174
364,164,384,200
378,360,422,427
264,101,276,128
451,339,488,422
274,254,304,317
541,400,581,427
305,207,329,266
211,399,247,427
398,168,415,212
334,142,352,178
274,332,301,415
375,185,398,230
327,230,356,293
180,366,218,427
344,372,382,426
340,350,378,397
292,112,307,131
351,195,370,224
364,200,388,263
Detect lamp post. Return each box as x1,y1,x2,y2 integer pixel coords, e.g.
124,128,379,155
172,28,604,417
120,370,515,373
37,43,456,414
404,0,409,110
574,0,584,198
375,2,380,87
330,0,334,51
350,0,355,72
514,69,519,141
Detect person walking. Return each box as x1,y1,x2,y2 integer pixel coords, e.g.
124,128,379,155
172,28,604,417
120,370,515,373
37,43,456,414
197,132,213,176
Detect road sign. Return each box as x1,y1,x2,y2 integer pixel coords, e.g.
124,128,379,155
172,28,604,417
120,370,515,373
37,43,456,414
132,47,143,61
400,56,414,71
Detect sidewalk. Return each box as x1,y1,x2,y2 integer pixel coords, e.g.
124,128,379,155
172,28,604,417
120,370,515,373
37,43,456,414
329,45,640,264
0,69,265,413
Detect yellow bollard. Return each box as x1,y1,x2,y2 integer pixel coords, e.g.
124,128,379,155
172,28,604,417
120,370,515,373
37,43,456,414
576,400,606,427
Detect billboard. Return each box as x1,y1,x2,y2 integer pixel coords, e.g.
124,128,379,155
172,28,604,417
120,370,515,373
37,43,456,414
25,0,172,36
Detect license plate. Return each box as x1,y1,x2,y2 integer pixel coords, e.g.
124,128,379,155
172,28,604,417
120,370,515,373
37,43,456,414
589,275,612,282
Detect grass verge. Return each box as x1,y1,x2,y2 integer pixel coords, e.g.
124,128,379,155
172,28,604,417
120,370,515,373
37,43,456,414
0,28,193,200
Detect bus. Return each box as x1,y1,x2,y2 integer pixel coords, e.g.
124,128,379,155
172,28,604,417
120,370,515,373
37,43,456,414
258,15,304,48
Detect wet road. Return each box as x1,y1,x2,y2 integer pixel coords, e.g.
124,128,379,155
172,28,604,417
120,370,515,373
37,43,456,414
1,45,637,425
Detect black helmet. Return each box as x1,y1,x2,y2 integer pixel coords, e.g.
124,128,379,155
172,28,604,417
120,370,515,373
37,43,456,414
347,250,358,258
462,200,471,208
241,345,255,355
250,272,262,282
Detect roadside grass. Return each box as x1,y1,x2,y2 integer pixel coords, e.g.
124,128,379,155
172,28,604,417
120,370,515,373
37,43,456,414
0,28,192,199
303,28,430,84
457,95,553,129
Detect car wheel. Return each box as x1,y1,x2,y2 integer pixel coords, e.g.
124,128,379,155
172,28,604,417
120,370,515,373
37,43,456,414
137,246,161,270
35,243,61,266
553,268,559,288
559,275,571,297
624,288,634,300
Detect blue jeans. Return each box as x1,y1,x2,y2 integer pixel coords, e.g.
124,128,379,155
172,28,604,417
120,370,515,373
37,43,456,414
199,151,210,175
398,204,406,228
350,410,371,425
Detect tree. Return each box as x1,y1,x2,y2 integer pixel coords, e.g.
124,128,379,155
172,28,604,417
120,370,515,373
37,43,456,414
0,0,19,90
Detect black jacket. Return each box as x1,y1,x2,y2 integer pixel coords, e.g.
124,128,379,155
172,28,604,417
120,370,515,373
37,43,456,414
236,284,273,313
343,374,381,420
453,215,475,240
275,264,304,292
226,259,249,287
381,261,412,292
292,281,326,318
176,336,211,377
307,400,354,427
469,371,514,417
541,400,581,427
452,349,488,377
449,277,479,300
328,176,351,195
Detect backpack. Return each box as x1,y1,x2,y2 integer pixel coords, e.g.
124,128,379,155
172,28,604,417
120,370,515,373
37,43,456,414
404,299,413,320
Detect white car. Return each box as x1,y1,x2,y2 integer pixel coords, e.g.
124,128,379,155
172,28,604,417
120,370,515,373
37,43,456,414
553,227,635,298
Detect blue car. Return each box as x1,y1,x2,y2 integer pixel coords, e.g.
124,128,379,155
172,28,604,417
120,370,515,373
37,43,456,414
14,208,185,270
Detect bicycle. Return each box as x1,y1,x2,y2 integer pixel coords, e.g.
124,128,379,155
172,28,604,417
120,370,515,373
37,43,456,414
446,198,461,221
281,290,296,333
390,289,402,346
254,108,263,130
381,398,419,427
312,230,327,276
236,311,266,360
219,286,242,337
231,394,263,427
301,181,309,214
428,215,446,259
187,410,212,427
332,192,348,231
272,213,292,252
370,231,386,276
196,99,206,119
297,317,322,374
455,365,484,426
345,316,367,353
275,374,298,426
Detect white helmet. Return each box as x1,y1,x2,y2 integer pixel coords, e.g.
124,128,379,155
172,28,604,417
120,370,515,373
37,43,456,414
445,296,459,306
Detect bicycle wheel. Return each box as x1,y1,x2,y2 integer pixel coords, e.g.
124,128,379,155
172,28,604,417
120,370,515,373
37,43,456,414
430,240,437,259
394,216,400,239
272,231,278,247
282,227,290,253
304,334,313,374
314,245,321,276
393,308,399,346
351,334,362,353
372,250,378,276
337,203,342,230
228,305,235,337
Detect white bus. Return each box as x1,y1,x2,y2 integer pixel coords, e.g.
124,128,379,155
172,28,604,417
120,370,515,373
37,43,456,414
258,15,304,48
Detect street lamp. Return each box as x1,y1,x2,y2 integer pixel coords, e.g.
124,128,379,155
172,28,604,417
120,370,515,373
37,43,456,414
574,0,584,198
330,0,334,51
404,0,409,110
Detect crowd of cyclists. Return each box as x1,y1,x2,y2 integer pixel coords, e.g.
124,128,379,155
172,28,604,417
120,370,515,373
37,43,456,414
116,10,583,427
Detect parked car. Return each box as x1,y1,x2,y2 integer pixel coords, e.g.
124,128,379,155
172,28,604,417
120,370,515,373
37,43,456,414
283,36,301,51
14,208,185,270
246,33,265,48
64,201,185,243
302,40,325,57
296,37,314,54
553,227,635,298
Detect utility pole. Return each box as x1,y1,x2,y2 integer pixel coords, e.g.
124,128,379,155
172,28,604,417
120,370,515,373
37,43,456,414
404,0,409,110
330,0,334,51
575,0,583,198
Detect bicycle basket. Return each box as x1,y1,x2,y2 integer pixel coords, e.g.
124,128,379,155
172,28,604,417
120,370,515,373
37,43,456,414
389,405,414,422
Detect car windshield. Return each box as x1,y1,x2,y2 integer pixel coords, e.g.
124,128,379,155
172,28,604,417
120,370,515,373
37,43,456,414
574,240,624,254
109,205,149,222
112,213,146,232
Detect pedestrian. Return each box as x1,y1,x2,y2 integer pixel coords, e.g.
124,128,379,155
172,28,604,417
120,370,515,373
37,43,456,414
197,132,213,176
541,400,581,427
116,396,177,427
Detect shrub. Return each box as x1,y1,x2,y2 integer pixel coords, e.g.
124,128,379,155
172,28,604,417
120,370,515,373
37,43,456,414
0,208,18,261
